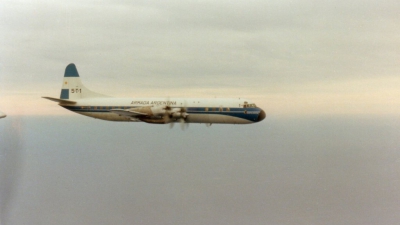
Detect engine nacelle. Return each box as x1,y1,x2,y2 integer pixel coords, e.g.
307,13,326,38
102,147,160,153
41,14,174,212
171,111,188,119
148,106,188,121
150,106,167,116
139,117,167,124
171,112,182,119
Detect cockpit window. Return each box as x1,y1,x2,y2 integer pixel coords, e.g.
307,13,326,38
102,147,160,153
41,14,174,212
243,102,257,108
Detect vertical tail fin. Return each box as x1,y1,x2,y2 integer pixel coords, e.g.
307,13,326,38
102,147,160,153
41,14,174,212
60,63,109,100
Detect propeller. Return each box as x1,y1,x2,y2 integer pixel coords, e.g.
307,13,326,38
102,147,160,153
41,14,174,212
162,96,173,125
169,107,189,130
163,105,177,129
161,100,177,128
176,106,189,130
164,99,189,130
177,100,189,130
179,117,189,130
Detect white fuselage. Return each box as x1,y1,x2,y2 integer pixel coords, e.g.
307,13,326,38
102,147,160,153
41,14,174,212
60,97,265,124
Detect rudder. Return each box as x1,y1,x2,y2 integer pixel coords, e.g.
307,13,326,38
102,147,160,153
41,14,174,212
60,63,109,100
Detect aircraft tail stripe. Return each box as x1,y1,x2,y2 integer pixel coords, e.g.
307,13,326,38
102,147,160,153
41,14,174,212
64,63,80,77
60,89,69,99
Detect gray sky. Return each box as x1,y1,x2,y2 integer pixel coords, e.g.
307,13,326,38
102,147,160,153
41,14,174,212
1,0,400,115
2,116,400,225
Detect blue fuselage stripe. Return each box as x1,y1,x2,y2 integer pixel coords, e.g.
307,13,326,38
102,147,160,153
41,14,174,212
61,106,261,121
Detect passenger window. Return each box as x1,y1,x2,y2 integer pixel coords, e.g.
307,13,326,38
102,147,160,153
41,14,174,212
205,107,208,112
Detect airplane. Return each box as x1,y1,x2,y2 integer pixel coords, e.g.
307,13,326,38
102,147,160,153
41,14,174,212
43,63,265,128
0,111,6,119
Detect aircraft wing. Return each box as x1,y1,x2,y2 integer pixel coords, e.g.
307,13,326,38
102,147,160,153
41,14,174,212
42,97,77,104
110,109,149,117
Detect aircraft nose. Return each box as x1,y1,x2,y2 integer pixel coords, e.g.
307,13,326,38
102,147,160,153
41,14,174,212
256,109,266,122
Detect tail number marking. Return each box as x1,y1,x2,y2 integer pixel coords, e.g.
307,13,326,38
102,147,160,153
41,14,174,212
71,89,82,93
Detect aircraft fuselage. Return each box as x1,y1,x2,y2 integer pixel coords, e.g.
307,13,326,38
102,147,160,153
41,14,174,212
44,63,266,126
60,97,265,124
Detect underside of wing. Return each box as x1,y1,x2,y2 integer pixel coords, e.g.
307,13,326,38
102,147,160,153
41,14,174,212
110,109,149,117
42,96,77,104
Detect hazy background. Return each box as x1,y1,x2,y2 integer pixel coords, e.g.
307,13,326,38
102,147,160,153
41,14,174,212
1,0,400,225
1,116,400,225
1,0,400,115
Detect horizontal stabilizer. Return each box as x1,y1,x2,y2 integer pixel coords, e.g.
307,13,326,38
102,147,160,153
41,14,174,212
42,96,77,104
110,109,148,117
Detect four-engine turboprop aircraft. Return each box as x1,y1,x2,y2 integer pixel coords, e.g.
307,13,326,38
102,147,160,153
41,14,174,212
43,64,265,127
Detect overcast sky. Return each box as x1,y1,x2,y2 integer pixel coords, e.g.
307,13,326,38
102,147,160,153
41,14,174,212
1,0,400,116
1,2,400,224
